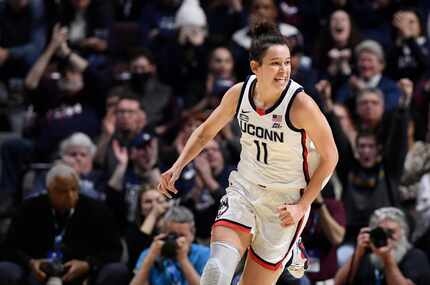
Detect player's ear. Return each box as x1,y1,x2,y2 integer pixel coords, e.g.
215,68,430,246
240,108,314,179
250,60,260,74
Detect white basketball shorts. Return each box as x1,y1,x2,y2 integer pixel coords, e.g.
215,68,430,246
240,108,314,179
213,171,310,271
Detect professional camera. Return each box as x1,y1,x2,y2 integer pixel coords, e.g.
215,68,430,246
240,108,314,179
161,233,179,259
40,261,66,285
369,227,393,248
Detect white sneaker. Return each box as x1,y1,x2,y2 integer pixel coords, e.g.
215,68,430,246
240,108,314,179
286,238,308,279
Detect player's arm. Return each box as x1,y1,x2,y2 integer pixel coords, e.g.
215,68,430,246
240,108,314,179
172,83,241,169
158,83,242,196
290,92,339,209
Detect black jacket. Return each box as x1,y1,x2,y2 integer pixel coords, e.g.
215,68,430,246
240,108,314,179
3,194,122,273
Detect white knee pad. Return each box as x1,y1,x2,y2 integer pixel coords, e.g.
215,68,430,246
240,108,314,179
200,241,241,285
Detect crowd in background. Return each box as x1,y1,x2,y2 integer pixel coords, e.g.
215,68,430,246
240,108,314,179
0,0,430,284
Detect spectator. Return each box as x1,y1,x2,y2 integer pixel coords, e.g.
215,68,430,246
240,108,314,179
335,207,430,285
165,0,209,108
325,80,412,245
231,0,303,80
94,93,146,177
0,0,47,80
399,120,430,260
28,132,107,202
336,40,402,112
314,9,362,93
131,206,210,285
159,112,207,197
387,7,430,83
320,78,414,146
139,0,183,49
109,48,178,136
113,0,142,21
349,0,397,49
290,41,321,109
0,164,129,285
189,46,236,114
301,193,346,283
125,187,171,269
203,0,246,46
317,80,358,148
59,0,113,57
107,130,161,229
181,139,235,243
23,24,108,158
0,25,108,203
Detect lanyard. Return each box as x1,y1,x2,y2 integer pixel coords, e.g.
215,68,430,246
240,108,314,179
51,209,75,255
374,268,383,285
163,259,182,285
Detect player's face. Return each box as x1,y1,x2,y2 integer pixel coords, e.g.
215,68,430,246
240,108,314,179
254,44,291,91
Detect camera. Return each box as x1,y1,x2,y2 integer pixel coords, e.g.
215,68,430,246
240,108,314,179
40,261,65,285
369,227,393,248
161,233,179,259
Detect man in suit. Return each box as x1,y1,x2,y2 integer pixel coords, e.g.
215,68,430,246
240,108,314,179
0,164,130,285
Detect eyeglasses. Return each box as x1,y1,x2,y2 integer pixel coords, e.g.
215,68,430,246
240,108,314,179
115,109,138,115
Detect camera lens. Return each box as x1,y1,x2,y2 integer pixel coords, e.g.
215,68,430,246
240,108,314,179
369,227,390,248
161,234,178,259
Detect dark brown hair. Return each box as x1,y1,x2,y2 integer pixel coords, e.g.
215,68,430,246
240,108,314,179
249,21,288,63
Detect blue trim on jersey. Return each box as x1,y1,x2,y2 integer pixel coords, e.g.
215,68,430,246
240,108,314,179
248,79,292,115
235,75,251,118
284,87,304,132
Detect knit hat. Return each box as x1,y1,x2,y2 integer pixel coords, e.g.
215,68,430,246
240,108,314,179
175,0,207,28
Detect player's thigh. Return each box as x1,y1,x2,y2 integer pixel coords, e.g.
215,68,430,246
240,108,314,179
239,254,283,285
211,225,252,257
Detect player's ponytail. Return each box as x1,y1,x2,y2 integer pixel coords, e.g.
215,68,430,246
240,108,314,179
249,20,288,63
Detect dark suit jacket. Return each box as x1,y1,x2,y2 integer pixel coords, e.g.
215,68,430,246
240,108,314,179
3,194,122,273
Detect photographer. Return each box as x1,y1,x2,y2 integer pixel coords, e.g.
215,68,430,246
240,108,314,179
130,206,210,285
0,164,129,285
335,207,430,285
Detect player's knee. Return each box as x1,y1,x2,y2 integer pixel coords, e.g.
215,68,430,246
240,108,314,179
201,241,241,285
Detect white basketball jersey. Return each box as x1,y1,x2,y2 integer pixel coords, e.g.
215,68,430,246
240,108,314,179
236,75,320,189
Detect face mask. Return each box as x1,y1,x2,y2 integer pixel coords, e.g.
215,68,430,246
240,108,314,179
130,72,150,92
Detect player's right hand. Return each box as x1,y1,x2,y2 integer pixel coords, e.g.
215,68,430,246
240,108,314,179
157,167,180,198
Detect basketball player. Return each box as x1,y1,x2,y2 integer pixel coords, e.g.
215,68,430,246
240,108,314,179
157,22,338,285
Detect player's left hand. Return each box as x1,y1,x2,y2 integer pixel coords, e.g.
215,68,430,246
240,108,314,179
277,204,306,227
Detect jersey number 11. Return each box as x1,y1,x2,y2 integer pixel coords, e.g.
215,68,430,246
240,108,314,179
253,140,268,164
